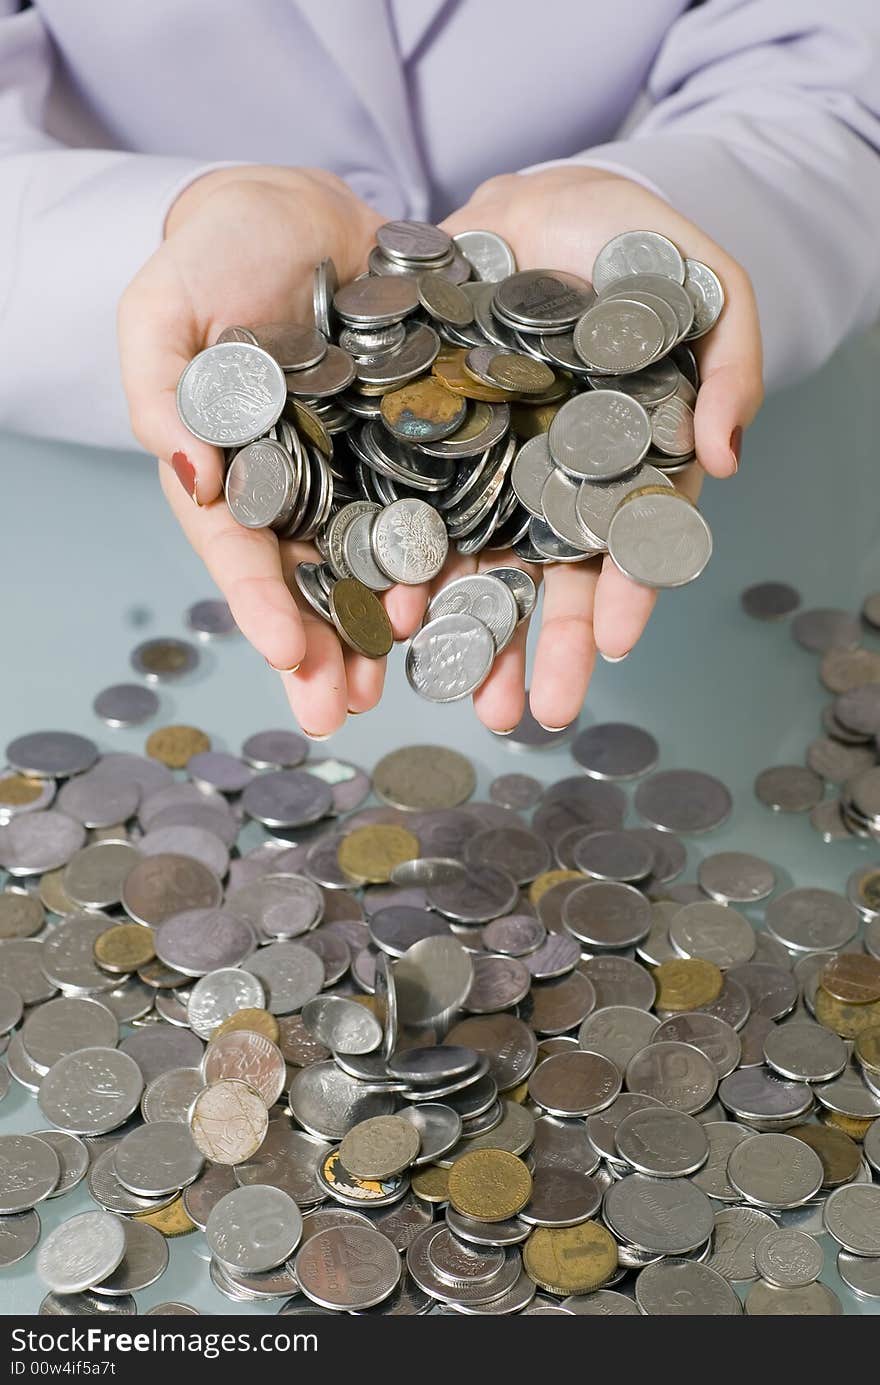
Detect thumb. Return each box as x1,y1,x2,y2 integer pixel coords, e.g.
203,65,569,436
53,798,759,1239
118,270,226,505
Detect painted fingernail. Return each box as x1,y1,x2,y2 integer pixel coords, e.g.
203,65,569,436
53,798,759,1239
171,451,198,503
347,709,363,716
265,658,303,673
600,651,630,664
729,425,743,474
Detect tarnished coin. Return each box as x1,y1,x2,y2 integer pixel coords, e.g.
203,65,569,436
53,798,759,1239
130,638,199,683
654,959,724,1011
789,1122,862,1188
188,1079,269,1164
373,746,475,811
203,1030,287,1107
529,1050,621,1118
122,854,222,927
329,578,393,659
523,1221,618,1295
338,824,420,886
447,1149,532,1223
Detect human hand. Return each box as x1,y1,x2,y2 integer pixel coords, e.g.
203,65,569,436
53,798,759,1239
420,166,764,733
118,167,424,735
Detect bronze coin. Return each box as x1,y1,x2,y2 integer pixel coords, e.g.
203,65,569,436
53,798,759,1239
820,953,880,1005
788,1122,861,1187
487,353,555,395
328,578,393,660
145,725,211,769
380,376,466,442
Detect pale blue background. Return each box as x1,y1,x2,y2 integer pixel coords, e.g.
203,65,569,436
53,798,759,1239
1,328,879,1313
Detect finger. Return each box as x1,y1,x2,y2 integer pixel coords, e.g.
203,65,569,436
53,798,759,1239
472,618,528,732
281,606,349,738
530,561,600,729
693,271,764,479
159,465,306,671
383,583,431,641
342,648,386,715
119,272,226,504
592,556,658,660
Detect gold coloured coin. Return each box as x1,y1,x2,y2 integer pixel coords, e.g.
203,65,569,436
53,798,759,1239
447,1148,532,1222
212,1007,280,1044
789,1122,862,1188
815,987,880,1038
412,1165,449,1204
488,353,555,394
380,376,466,442
855,1025,880,1075
823,1110,874,1141
285,398,332,457
94,923,156,974
852,868,880,914
337,824,420,885
506,1080,530,1104
145,725,211,769
820,954,880,1005
654,958,723,1011
523,1221,618,1295
39,868,76,917
0,774,45,808
133,1196,197,1238
328,578,393,660
529,870,582,906
510,400,566,438
432,350,510,403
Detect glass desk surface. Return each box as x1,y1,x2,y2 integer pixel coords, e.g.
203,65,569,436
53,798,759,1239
1,329,879,1314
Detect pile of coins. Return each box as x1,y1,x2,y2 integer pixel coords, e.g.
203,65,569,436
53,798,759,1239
177,222,720,699
2,662,880,1314
744,584,880,865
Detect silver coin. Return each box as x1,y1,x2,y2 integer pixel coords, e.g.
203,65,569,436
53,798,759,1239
0,938,56,1005
38,1210,127,1294
482,913,546,958
289,1061,395,1141
119,1025,204,1083
763,1021,847,1083
704,1206,778,1282
697,851,776,904
428,865,518,923
153,908,255,976
635,769,732,834
754,1228,823,1288
571,722,659,781
22,996,119,1073
464,954,531,1014
398,1105,462,1166
548,391,650,481
493,268,594,330
690,1120,752,1200
652,1013,741,1078
63,840,142,910
581,956,658,1010
244,942,324,1015
241,730,308,770
91,1218,169,1296
55,772,139,830
371,499,449,584
6,731,98,779
528,1049,620,1118
791,607,861,653
177,342,286,445
755,764,824,813
186,750,253,795
186,968,265,1037
207,1185,303,1273
235,1126,331,1205
428,573,518,652
764,887,858,953
406,1223,519,1305
395,935,474,1026
668,900,756,969
121,853,222,926
87,1147,176,1216
0,892,44,940
510,433,555,517
93,684,160,728
573,299,666,373
0,1134,60,1212
563,880,652,948
726,962,796,1020
727,1133,823,1209
625,1041,718,1114
38,1047,143,1134
141,1067,205,1123
181,1162,238,1229
301,994,382,1054
40,1290,136,1316
740,581,801,621
823,1184,880,1255
683,258,725,337
604,1173,714,1255
718,1066,812,1122
608,489,712,588
814,1068,880,1119
129,637,199,683
614,1106,708,1177
635,1258,741,1315
185,598,237,639
0,810,86,876
571,830,655,883
746,1280,843,1315
0,1208,41,1267
837,1250,880,1299
453,230,516,282
296,1224,400,1310
593,230,685,292
242,770,332,829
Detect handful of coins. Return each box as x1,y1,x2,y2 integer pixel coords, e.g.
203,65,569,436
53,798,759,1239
177,223,722,699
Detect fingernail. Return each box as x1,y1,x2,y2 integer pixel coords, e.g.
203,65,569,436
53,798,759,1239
537,722,571,732
729,425,743,474
265,658,303,673
171,451,198,503
600,651,630,664
347,709,363,716
493,727,516,737
302,730,333,742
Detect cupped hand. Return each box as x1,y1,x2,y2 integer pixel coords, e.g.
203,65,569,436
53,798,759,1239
118,166,411,736
421,166,765,733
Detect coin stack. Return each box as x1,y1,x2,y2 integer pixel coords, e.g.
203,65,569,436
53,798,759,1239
3,646,880,1313
743,584,880,860
177,222,720,698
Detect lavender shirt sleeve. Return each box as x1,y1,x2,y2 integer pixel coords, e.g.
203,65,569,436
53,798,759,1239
0,4,222,448
523,0,880,387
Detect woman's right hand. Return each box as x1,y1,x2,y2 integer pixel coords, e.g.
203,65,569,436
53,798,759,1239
118,167,422,736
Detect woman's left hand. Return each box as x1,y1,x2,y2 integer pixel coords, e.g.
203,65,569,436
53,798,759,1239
387,166,764,734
